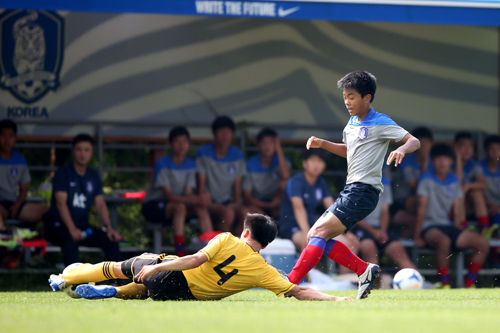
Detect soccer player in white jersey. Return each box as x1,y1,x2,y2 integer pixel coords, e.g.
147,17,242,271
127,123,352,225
287,71,420,299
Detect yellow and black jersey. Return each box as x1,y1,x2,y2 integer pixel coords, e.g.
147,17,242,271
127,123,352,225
182,233,295,300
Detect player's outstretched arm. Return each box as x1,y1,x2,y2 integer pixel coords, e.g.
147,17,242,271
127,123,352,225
135,252,208,282
307,136,347,158
287,286,353,301
386,133,420,167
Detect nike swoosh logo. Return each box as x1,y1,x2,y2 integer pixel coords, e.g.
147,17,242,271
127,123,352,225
278,6,300,17
70,182,77,187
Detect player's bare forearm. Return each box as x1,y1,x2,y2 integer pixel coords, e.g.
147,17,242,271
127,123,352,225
197,174,206,195
453,199,465,228
291,198,310,234
233,177,242,204
288,286,353,301
135,252,208,282
387,134,420,167
306,136,347,158
276,141,291,180
15,183,28,206
414,196,427,246
379,204,390,231
467,177,487,192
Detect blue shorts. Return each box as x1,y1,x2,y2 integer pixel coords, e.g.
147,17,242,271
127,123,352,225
141,200,169,224
351,226,399,253
324,182,380,231
421,225,462,251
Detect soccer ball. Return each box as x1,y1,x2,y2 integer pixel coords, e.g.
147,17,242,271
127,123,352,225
392,268,423,290
61,263,94,299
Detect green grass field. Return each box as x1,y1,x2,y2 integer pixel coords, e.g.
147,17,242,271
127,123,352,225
1,289,500,332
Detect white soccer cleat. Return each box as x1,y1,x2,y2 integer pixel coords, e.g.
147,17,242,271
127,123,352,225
357,263,381,300
48,274,67,292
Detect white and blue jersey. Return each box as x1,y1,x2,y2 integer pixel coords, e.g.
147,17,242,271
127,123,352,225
279,172,332,231
460,159,483,184
48,163,104,229
480,160,500,206
343,108,408,193
416,170,463,229
196,143,247,204
243,153,290,202
394,153,432,201
0,151,31,202
143,154,196,203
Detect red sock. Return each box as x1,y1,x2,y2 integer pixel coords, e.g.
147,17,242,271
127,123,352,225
324,239,368,275
478,216,490,230
437,266,450,286
174,235,186,257
465,262,482,288
460,220,468,230
288,237,326,284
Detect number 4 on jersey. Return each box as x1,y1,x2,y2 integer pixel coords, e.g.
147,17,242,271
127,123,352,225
214,255,238,285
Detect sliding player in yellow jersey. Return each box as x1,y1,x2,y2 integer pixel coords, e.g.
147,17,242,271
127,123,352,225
48,213,353,301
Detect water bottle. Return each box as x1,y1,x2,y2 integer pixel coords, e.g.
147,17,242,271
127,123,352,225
81,227,93,240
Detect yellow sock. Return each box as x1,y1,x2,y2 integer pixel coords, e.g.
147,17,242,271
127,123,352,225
62,262,117,285
115,283,148,300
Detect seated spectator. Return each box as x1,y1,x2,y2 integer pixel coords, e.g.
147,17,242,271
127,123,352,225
243,128,290,218
351,175,416,270
414,144,489,288
43,134,121,267
279,149,359,275
454,131,490,234
392,126,433,238
196,116,249,235
0,119,47,230
142,126,216,256
480,135,500,235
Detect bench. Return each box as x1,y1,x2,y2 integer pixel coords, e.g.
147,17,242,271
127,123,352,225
399,238,500,287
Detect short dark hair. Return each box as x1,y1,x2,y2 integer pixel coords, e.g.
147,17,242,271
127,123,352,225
72,133,94,147
412,126,433,141
0,119,17,135
484,135,500,150
337,71,377,102
256,127,277,142
454,131,473,143
211,116,235,133
243,213,278,248
169,126,190,143
302,148,327,163
430,144,454,159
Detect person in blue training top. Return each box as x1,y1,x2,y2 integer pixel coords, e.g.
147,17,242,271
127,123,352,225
43,134,121,266
480,135,500,236
0,119,47,230
243,127,290,218
279,149,359,275
453,131,491,236
196,116,250,235
392,126,434,238
414,144,489,289
142,126,217,256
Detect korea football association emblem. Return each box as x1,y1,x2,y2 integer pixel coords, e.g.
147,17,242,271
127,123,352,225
0,10,64,104
10,167,18,177
86,181,94,193
315,188,323,200
358,127,368,140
